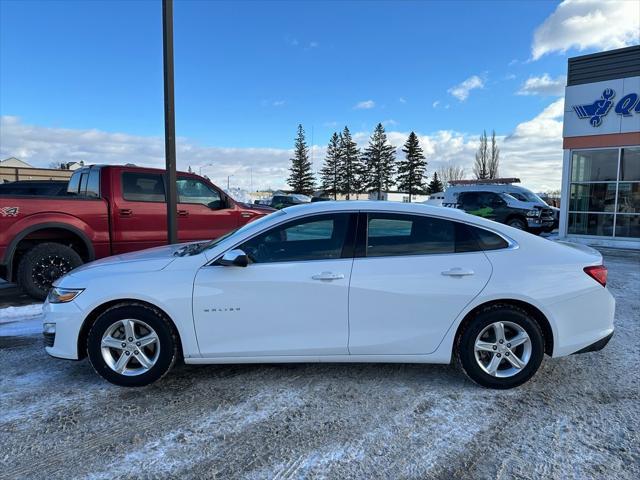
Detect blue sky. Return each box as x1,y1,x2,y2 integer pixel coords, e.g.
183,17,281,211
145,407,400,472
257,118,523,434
1,0,638,191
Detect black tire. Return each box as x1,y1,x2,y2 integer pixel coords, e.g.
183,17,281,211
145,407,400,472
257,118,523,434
456,304,544,389
506,217,527,230
87,303,178,387
17,242,83,300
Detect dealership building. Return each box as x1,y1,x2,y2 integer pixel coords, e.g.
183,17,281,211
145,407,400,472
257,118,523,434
559,45,640,249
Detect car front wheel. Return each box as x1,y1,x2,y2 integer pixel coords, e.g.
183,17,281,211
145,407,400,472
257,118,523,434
87,303,178,387
456,304,544,389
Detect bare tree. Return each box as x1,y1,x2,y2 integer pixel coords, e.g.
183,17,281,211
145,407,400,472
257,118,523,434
488,130,500,179
437,164,465,186
473,130,489,179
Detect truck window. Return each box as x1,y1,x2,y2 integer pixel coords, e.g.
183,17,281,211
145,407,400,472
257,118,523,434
176,178,222,208
122,172,166,202
85,169,100,198
67,171,81,195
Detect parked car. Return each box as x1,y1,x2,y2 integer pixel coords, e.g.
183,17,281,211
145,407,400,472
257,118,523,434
270,194,311,209
43,201,614,389
443,184,558,232
0,180,68,196
0,165,274,299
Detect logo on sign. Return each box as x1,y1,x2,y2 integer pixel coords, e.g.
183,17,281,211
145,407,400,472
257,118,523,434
573,89,640,127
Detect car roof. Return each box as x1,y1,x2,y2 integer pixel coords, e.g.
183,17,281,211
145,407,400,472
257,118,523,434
281,200,472,220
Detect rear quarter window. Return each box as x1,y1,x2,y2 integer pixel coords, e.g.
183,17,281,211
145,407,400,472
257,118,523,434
471,226,510,250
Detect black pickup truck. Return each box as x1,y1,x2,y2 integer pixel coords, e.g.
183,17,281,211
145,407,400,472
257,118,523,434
453,191,555,233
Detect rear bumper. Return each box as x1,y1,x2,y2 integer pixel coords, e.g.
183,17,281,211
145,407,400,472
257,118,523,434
546,286,616,357
571,331,614,355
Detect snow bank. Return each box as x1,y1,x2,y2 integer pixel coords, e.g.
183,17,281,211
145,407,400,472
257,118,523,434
0,304,43,323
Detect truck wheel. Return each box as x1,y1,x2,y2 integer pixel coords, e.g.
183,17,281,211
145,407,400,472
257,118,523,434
17,242,83,300
506,217,527,230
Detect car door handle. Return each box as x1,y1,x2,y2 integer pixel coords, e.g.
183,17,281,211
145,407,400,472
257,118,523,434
178,209,189,217
312,272,345,281
119,208,133,217
442,268,475,277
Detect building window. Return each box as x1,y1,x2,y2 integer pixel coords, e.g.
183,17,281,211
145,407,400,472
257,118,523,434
569,147,640,238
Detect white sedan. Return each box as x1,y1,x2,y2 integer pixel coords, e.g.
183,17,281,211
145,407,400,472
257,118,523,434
43,202,615,389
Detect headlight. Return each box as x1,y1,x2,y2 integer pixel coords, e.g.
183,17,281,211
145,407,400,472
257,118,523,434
526,209,540,217
47,287,84,303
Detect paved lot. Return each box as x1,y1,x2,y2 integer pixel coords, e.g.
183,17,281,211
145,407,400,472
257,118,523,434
1,249,639,479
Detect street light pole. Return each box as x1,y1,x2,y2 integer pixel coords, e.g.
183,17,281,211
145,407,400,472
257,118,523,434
162,0,178,244
227,175,233,191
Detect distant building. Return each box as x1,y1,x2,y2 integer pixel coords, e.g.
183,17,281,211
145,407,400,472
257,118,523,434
65,161,85,171
0,157,32,168
559,46,639,249
0,157,74,183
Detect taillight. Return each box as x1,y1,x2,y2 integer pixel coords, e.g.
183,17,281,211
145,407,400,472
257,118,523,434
584,265,607,287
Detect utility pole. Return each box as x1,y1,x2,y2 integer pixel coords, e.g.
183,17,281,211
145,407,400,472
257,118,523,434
162,0,178,244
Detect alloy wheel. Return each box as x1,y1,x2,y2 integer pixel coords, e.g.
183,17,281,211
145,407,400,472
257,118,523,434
100,319,161,376
474,321,532,378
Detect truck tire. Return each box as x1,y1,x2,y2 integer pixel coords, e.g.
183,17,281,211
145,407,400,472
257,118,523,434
17,242,83,300
506,217,527,230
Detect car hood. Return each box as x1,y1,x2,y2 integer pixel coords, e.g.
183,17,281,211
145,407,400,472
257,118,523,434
60,243,196,280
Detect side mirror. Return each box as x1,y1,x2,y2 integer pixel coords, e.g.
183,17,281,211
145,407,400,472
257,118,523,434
218,249,249,267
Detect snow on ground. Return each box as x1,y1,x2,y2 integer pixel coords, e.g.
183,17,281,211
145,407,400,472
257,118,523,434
0,304,43,337
0,304,43,323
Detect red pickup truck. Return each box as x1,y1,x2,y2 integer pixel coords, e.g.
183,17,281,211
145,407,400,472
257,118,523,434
0,164,273,299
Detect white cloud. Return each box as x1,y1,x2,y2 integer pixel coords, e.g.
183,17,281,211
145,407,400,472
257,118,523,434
381,119,398,127
354,100,375,110
1,99,566,193
272,100,286,107
432,101,440,108
517,74,566,96
308,41,319,49
531,0,640,60
0,116,295,191
447,75,484,101
399,97,407,104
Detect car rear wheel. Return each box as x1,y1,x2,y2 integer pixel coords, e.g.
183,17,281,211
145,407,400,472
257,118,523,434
456,304,544,389
87,303,178,387
17,242,83,300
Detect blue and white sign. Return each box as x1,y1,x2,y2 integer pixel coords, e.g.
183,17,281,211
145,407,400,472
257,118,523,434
564,76,640,137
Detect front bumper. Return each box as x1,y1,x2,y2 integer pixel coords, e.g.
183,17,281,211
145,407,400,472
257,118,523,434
42,300,85,360
526,218,555,229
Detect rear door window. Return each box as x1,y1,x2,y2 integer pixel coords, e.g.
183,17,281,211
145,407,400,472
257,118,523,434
122,172,166,202
365,213,455,256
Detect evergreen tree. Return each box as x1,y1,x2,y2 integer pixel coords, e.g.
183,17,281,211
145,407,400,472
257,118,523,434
397,132,427,202
319,132,341,200
427,172,444,194
473,130,489,180
363,123,396,199
488,130,500,179
337,126,362,200
287,124,315,195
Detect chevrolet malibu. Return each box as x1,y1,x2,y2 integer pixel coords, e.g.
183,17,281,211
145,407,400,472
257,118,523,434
43,202,615,389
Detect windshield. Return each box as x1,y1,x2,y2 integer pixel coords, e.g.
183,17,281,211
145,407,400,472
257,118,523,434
514,188,547,205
